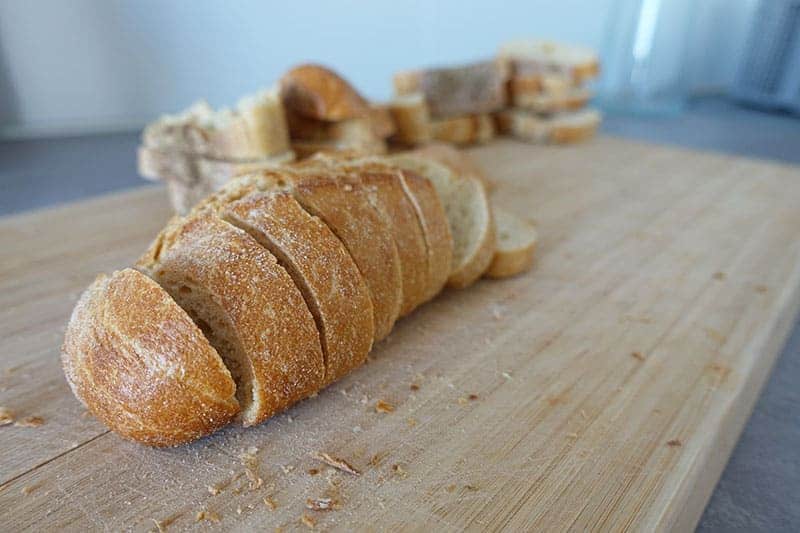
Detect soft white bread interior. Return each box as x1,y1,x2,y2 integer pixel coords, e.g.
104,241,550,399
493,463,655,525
137,213,325,426
499,39,600,84
61,268,239,446
485,208,538,279
496,108,602,144
389,153,495,289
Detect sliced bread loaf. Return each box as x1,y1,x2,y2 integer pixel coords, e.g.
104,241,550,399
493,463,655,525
389,153,495,289
61,268,239,446
485,208,538,279
137,213,325,426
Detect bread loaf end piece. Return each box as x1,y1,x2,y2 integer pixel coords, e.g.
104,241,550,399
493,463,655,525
280,64,370,121
485,208,538,279
61,268,239,446
137,213,325,426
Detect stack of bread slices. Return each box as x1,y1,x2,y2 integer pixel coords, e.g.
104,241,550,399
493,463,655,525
495,40,602,143
63,143,538,446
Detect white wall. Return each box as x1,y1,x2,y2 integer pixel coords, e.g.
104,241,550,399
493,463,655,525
0,0,753,137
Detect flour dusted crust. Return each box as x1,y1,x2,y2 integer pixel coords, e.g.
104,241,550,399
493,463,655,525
61,268,239,446
280,64,370,121
137,213,325,426
222,191,374,384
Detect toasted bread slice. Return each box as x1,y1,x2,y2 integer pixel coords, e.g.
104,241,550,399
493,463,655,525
137,213,325,426
222,191,374,384
62,268,239,446
495,108,601,144
387,93,432,146
485,208,538,279
394,60,507,118
499,39,600,85
142,90,290,160
389,153,495,289
280,64,370,121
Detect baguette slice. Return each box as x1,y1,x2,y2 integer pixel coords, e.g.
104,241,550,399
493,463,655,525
430,114,495,146
280,64,370,121
222,191,374,384
496,108,601,144
142,90,290,160
389,153,495,289
394,60,507,118
499,39,600,85
137,213,325,426
387,93,432,146
485,208,538,279
62,269,239,446
411,142,493,191
311,155,430,315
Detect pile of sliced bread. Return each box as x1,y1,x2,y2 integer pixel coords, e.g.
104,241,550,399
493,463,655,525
63,146,538,446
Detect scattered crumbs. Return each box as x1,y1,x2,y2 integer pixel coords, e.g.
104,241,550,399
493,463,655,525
311,452,360,476
755,284,769,293
308,468,319,476
263,496,277,510
150,516,179,532
306,497,337,511
21,484,41,495
409,383,420,391
491,305,505,320
667,439,682,447
360,395,368,405
712,271,726,281
352,426,362,433
195,510,220,523
308,391,319,399
631,351,646,362
281,464,295,475
236,506,243,515
468,394,479,401
369,451,389,467
566,432,579,440
207,484,220,496
580,409,589,420
501,371,512,380
709,362,732,380
375,399,394,414
457,397,468,406
391,464,407,479
0,406,14,426
445,484,457,493
300,514,316,528
407,417,417,428
465,484,479,491
287,415,294,423
546,396,564,407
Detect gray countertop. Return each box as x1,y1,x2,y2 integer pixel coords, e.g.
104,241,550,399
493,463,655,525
1,97,798,531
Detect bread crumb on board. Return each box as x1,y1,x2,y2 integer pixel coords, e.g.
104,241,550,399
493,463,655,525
14,415,45,428
306,497,338,511
667,439,682,447
311,451,360,476
631,351,646,361
263,496,278,510
391,464,407,478
409,383,420,391
300,514,317,528
0,406,14,426
712,271,726,281
21,483,41,495
375,399,394,413
195,510,221,523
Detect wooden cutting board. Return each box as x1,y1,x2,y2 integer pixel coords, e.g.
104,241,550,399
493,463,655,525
1,137,799,532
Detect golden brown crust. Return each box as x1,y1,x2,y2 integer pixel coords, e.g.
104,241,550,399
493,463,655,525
137,213,325,426
222,191,374,384
61,269,239,446
396,169,454,302
280,64,370,121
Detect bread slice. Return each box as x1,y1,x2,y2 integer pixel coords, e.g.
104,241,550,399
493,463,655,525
311,155,430,315
411,142,493,191
387,93,432,146
495,108,601,144
506,73,573,100
485,208,538,279
142,90,290,160
202,169,402,342
509,87,592,113
291,138,387,160
222,191,374,384
137,213,325,426
499,39,600,85
280,64,370,121
368,103,397,139
430,114,495,146
389,153,495,289
394,60,507,118
61,268,239,446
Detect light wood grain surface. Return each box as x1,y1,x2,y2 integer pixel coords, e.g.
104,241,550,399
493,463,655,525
1,137,799,532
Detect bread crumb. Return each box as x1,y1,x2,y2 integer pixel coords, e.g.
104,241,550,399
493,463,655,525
712,271,726,281
236,506,243,515
468,394,479,401
501,371,512,380
150,515,179,532
580,409,589,420
369,451,389,467
566,432,579,439
445,484,456,493
300,514,316,528
308,468,319,475
667,439,682,447
281,464,295,475
21,484,40,495
207,485,220,495
409,383,420,391
375,399,394,413
631,351,646,361
391,464,407,478
311,451,360,475
0,406,14,426
352,425,362,433
457,397,468,406
755,284,769,293
195,510,220,523
263,496,277,510
465,484,479,491
306,497,338,511
407,417,417,428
